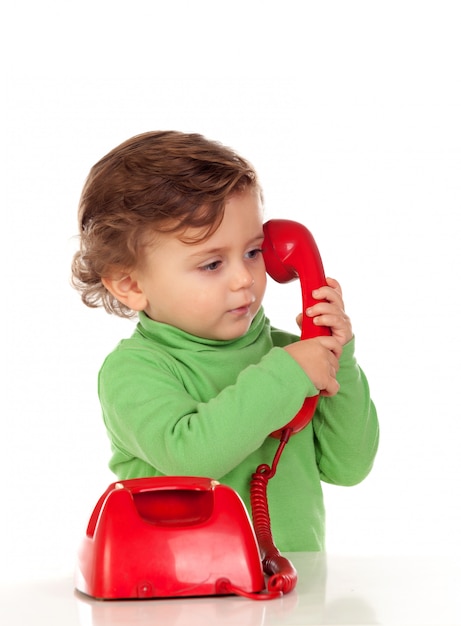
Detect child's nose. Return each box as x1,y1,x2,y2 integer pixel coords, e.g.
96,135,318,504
230,264,254,290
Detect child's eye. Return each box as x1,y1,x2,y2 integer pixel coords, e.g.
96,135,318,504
200,260,222,272
246,248,263,260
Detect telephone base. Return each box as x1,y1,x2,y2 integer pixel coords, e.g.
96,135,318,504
75,476,265,599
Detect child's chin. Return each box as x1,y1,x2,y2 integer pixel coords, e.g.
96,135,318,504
220,322,253,341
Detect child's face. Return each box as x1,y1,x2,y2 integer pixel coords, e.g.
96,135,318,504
133,187,267,340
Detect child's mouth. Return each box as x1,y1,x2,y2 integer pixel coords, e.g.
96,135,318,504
229,303,252,316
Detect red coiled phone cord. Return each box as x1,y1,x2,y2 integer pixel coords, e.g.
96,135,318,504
250,427,298,595
217,428,297,600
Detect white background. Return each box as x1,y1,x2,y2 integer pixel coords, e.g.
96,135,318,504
2,1,460,583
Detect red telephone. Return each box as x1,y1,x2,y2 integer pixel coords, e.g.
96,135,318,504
75,477,266,600
75,219,329,601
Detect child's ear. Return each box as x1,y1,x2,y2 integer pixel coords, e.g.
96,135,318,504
102,274,147,312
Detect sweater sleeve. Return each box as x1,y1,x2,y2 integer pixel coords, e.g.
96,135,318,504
313,337,379,486
98,345,318,479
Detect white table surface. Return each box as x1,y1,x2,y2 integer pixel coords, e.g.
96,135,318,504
1,553,460,625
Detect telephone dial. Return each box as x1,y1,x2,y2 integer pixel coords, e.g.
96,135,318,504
75,219,329,601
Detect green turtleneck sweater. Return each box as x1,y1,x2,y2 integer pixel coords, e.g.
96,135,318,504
98,308,378,551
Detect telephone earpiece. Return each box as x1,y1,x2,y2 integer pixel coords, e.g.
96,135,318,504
262,219,330,437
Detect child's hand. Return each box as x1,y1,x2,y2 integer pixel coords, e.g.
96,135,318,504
284,335,342,396
296,277,353,347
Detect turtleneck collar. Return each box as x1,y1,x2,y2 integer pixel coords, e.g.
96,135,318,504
135,307,268,351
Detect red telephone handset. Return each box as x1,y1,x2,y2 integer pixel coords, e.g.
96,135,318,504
262,219,330,437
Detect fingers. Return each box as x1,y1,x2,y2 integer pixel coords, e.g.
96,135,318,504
295,312,303,331
306,279,353,346
283,335,341,394
325,276,342,294
308,306,351,333
319,351,341,397
320,378,340,397
317,335,343,360
311,285,344,308
315,337,341,396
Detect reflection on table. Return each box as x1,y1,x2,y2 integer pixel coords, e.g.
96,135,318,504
2,553,460,626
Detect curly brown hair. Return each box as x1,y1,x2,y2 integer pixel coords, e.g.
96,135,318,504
71,130,260,317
